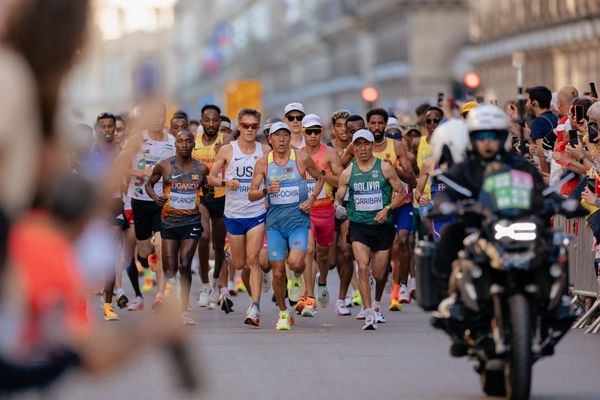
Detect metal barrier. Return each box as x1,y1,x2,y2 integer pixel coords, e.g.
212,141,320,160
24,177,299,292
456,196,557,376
554,216,600,334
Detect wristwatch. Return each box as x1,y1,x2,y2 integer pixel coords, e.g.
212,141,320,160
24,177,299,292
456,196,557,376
221,179,226,187
262,188,268,196
385,205,392,211
320,169,326,176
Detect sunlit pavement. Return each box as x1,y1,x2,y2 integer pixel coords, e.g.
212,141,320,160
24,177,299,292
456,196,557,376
40,275,600,400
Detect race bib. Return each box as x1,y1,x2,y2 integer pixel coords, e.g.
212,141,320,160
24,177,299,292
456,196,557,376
271,185,300,205
306,181,327,199
169,190,197,210
355,191,383,211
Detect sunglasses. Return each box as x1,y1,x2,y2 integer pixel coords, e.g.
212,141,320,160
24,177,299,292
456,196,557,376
305,128,322,135
473,131,500,141
426,118,441,125
240,123,260,130
286,114,305,122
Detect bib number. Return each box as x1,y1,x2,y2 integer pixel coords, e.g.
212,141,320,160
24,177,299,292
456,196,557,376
355,191,383,211
271,185,300,205
307,181,326,199
169,190,197,210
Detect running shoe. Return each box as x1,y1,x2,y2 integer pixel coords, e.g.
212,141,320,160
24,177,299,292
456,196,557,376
336,299,351,316
344,295,353,308
244,304,260,327
355,307,367,320
103,303,119,321
127,296,144,311
408,276,417,299
399,284,411,304
262,271,271,293
287,275,302,302
141,269,155,293
219,294,234,314
148,253,158,272
276,310,291,331
351,291,362,306
317,285,330,308
197,284,210,307
116,293,129,309
389,297,403,312
228,280,237,296
294,296,306,315
165,278,176,297
181,312,196,326
208,273,220,304
362,309,377,330
235,279,247,293
152,294,164,312
301,297,316,317
374,306,386,324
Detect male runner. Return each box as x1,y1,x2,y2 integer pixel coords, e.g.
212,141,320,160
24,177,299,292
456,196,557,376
169,113,188,137
192,104,232,309
248,121,324,330
208,108,270,325
145,129,210,325
335,129,407,330
283,102,306,149
295,114,343,317
115,101,175,310
366,108,416,311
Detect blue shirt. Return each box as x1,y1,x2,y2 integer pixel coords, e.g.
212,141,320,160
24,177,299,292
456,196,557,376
530,111,558,141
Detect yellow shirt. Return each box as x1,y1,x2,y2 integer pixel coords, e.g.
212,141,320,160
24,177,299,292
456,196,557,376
413,136,432,206
192,132,226,198
373,138,397,166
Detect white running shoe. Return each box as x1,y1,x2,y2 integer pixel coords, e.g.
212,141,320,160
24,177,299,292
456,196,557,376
362,309,377,330
181,312,196,326
197,284,210,308
262,271,271,293
355,307,367,320
208,273,220,304
287,275,302,302
374,306,386,324
408,276,417,298
344,295,353,308
317,285,330,308
244,304,260,326
276,310,291,331
399,284,411,304
127,296,144,311
336,299,351,316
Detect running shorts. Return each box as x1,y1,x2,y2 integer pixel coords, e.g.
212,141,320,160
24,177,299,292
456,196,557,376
347,221,395,252
394,203,413,233
310,207,335,247
224,214,266,236
266,227,309,261
162,222,203,241
131,199,162,241
201,197,225,219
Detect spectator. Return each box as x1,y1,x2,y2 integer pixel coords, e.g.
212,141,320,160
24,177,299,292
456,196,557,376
549,85,579,185
526,86,558,175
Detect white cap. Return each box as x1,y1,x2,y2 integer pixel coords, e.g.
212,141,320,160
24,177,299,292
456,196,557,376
386,117,400,131
220,120,231,129
269,121,291,135
284,102,305,115
352,129,375,144
302,113,322,128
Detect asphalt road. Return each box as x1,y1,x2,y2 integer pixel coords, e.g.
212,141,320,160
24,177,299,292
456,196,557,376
29,275,600,400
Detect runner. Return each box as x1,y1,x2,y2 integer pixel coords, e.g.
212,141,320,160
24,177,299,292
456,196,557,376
115,100,175,311
145,129,210,325
335,129,407,330
248,121,325,330
219,115,232,136
208,108,270,325
192,104,232,310
283,102,306,149
169,113,188,137
295,114,343,317
366,107,416,311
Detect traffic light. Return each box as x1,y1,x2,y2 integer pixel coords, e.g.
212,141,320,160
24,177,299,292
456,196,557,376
463,72,481,89
361,86,379,108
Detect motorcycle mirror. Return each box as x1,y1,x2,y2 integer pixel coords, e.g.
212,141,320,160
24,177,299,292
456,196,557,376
542,172,577,197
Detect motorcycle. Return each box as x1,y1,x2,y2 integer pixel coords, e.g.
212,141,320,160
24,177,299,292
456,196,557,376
415,163,585,400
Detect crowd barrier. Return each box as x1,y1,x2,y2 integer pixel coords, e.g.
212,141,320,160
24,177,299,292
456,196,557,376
554,216,600,334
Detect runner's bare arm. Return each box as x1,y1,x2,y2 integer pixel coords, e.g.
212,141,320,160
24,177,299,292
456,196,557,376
334,166,351,204
382,161,407,209
248,155,268,202
324,147,342,187
395,141,417,187
199,163,214,201
300,153,325,207
414,158,434,205
207,144,237,190
145,161,167,207
340,145,354,167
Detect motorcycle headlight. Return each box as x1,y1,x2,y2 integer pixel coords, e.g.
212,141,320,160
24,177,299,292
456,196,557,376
494,220,537,241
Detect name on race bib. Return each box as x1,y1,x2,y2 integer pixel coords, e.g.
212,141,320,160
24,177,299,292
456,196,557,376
271,185,300,205
355,191,383,211
306,181,327,199
170,190,197,210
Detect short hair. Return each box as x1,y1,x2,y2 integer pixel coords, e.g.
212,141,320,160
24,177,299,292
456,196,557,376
346,114,365,124
331,109,350,125
173,110,188,120
201,104,221,116
366,108,389,123
587,101,600,121
526,86,552,109
237,108,261,122
189,119,199,126
415,103,431,117
220,115,231,123
176,129,194,139
96,112,116,123
115,114,126,124
425,106,444,118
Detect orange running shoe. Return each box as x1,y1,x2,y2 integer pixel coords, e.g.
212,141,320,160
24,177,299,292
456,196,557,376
295,296,306,314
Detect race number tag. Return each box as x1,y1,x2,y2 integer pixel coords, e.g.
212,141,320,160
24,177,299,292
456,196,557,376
169,190,197,210
306,181,327,199
355,191,383,211
271,185,300,205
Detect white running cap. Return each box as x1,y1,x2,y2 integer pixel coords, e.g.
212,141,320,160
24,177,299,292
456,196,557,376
302,113,322,128
352,129,375,144
284,102,305,115
269,121,291,135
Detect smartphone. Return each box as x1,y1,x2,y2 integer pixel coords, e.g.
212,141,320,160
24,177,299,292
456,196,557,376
575,104,584,123
476,95,484,104
587,179,595,191
437,92,444,105
591,82,598,99
569,129,579,147
589,121,599,143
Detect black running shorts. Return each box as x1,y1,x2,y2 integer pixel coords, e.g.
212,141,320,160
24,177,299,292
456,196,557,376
131,199,162,241
347,221,395,252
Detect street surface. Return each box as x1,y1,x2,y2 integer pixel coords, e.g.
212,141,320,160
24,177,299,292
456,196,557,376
40,275,600,400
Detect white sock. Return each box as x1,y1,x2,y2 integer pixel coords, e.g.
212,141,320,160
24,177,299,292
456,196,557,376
373,301,381,310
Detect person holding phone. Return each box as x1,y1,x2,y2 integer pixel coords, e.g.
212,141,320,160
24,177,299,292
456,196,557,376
526,86,558,175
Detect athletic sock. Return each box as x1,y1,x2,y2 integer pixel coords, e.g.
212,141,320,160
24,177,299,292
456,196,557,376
126,258,143,298
253,301,260,311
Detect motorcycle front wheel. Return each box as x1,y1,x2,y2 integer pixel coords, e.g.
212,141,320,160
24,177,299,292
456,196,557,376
505,293,533,400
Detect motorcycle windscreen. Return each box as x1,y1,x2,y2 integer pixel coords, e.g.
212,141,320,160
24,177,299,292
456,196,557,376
478,166,534,219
